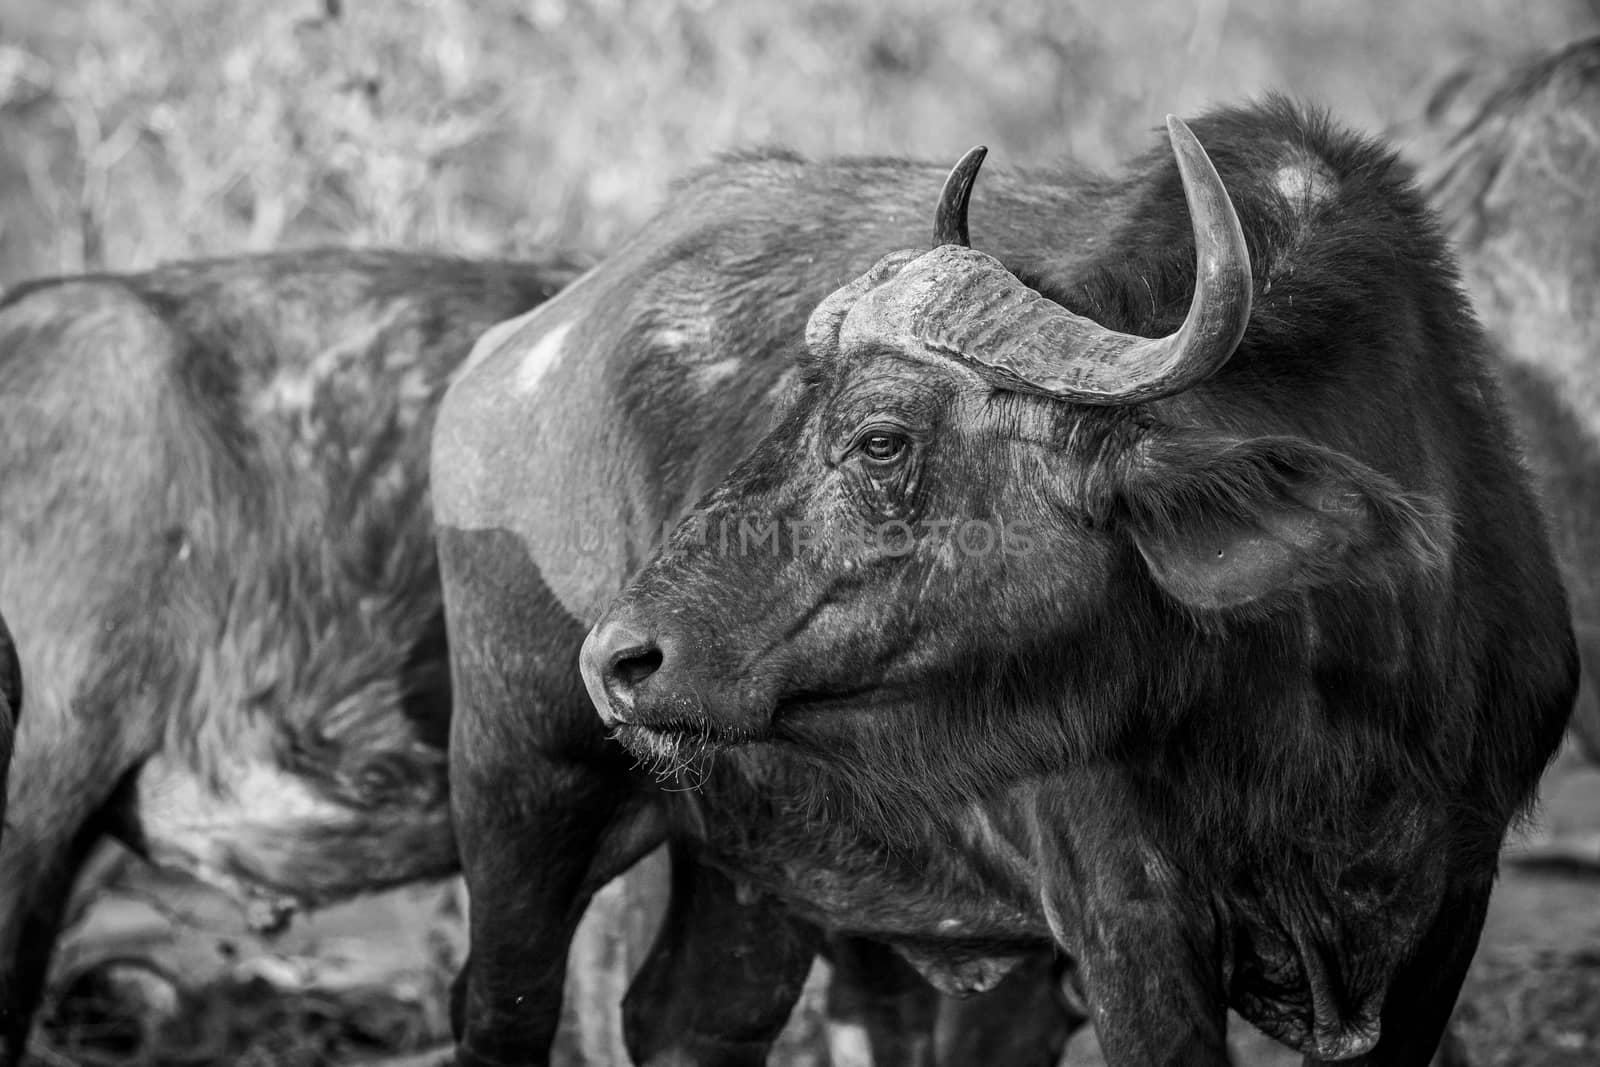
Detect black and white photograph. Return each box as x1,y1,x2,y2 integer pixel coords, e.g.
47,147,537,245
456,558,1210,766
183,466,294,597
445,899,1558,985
1,1,1599,1064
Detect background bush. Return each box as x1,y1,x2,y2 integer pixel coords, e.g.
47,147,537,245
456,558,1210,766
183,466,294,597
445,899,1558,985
2,0,1597,285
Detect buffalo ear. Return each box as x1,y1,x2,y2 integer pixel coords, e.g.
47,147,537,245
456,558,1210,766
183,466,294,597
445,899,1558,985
1119,433,1450,611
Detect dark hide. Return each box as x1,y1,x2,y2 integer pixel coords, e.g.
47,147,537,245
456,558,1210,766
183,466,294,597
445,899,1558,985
0,612,16,838
437,99,1575,1067
1422,36,1600,763
0,247,585,1053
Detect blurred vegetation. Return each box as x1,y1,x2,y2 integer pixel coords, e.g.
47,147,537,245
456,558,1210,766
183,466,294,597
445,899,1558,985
2,0,1597,285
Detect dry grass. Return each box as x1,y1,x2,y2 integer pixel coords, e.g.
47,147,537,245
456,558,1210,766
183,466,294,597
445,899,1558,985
5,0,1600,1064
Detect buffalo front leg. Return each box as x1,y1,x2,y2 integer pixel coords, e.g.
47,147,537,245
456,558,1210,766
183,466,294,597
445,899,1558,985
442,526,664,1067
1072,907,1231,1067
450,754,661,1067
1032,780,1231,1067
621,842,820,1066
448,655,666,1067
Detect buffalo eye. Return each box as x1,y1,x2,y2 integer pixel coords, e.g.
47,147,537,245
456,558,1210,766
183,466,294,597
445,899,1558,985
859,432,908,464
837,421,926,521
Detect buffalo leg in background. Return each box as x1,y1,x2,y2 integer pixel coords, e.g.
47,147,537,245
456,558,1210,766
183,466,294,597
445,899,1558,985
929,951,1082,1067
824,939,940,1067
824,940,1081,1067
0,703,152,1059
0,286,177,1060
621,841,819,1066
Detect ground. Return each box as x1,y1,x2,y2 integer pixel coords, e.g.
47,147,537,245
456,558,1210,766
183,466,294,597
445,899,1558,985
24,743,1600,1065
5,1,1600,1064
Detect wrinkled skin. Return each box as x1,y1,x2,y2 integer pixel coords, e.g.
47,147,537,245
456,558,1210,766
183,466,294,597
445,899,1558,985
439,101,1574,1066
0,249,583,1056
1421,36,1600,765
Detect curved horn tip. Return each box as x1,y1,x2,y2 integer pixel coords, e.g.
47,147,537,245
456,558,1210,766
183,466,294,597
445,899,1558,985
955,144,989,169
1164,114,1206,159
1166,109,1253,375
933,145,989,249
1162,119,1240,231
1162,113,1243,254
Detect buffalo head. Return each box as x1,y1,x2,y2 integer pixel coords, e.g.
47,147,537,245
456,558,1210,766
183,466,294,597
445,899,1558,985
579,118,1445,786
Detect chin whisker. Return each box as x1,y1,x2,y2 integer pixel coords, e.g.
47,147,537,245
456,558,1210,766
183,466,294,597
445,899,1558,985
608,723,720,791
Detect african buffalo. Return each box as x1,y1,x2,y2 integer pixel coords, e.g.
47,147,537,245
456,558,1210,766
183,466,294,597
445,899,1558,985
1422,36,1600,765
0,247,585,1055
436,101,1576,1065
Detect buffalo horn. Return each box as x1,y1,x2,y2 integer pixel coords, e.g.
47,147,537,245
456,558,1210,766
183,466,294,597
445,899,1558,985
933,146,988,248
843,116,1252,405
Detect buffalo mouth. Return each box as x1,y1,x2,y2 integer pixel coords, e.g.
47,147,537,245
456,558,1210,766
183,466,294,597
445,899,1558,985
609,717,750,785
608,682,882,783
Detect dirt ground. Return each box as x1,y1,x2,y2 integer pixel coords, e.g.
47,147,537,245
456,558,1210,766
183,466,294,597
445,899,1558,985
28,739,1600,1066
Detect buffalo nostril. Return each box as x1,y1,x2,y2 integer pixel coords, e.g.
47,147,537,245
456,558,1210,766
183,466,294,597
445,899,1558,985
612,646,664,688
581,620,676,726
